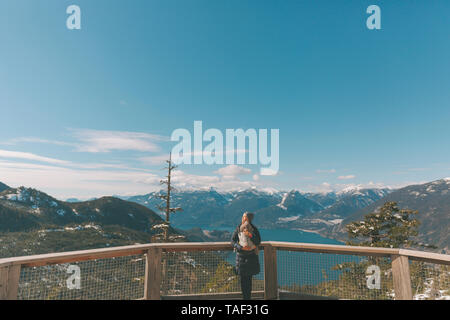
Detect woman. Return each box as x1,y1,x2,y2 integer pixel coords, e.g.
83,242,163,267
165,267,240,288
231,212,261,300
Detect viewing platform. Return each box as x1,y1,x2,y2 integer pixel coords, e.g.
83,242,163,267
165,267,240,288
0,241,449,300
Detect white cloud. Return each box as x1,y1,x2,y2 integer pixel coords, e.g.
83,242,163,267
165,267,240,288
70,128,167,153
1,137,74,147
0,149,146,171
171,170,259,192
316,169,336,173
3,129,168,154
139,155,171,166
0,149,71,165
139,151,250,167
0,158,266,199
260,168,280,176
214,165,251,177
337,175,356,180
0,160,161,200
315,182,333,193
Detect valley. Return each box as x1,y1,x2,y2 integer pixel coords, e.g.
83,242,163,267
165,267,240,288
0,178,449,259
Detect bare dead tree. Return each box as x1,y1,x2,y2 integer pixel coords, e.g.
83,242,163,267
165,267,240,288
155,152,183,242
153,153,184,296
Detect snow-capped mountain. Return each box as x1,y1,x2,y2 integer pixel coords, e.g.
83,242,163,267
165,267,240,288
0,182,9,193
329,179,450,250
126,187,389,228
0,186,164,233
0,184,233,258
302,192,338,209
1,178,449,251
315,188,392,219
127,187,284,227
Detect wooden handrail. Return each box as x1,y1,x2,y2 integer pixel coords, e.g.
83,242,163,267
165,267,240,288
399,249,450,266
0,242,237,268
0,241,448,268
268,241,400,256
1,240,449,300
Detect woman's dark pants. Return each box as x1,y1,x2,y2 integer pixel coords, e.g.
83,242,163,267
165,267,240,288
240,274,253,300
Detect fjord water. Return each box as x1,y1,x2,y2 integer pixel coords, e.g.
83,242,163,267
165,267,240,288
175,224,343,245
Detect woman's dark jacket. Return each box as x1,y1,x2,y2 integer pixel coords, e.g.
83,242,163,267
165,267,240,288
231,223,261,276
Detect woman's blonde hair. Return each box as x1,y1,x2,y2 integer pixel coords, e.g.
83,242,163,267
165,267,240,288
243,211,255,223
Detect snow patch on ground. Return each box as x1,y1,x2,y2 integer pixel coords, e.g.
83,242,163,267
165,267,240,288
202,230,212,237
6,194,19,201
414,278,450,300
277,215,300,222
183,255,197,268
276,192,289,210
303,218,344,226
39,224,103,235
152,223,169,230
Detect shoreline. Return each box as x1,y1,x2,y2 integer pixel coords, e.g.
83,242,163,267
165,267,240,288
292,227,323,235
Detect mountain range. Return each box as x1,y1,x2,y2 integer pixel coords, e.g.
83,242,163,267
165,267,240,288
324,178,450,250
126,187,390,228
125,181,449,251
0,178,448,256
0,183,229,258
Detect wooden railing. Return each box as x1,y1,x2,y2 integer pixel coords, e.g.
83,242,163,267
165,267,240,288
0,241,449,300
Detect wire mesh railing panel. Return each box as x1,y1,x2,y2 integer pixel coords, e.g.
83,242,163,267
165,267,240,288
411,262,450,300
277,250,394,300
18,255,146,300
161,249,264,296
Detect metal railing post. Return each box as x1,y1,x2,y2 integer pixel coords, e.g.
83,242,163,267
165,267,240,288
391,254,413,300
144,247,162,300
264,245,278,300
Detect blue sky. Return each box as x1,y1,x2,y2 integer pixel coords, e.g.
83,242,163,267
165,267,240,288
0,0,449,199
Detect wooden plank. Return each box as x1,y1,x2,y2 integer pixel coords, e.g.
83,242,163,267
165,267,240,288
399,249,450,266
0,244,151,268
0,241,402,269
0,242,236,268
6,265,20,300
162,291,265,300
0,265,21,300
270,241,400,256
391,255,413,300
1,241,448,272
264,245,278,300
0,266,7,299
144,247,162,300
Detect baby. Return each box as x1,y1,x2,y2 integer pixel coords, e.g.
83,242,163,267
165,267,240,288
238,221,256,251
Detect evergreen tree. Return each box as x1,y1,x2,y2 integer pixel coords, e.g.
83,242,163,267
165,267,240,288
346,201,422,248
